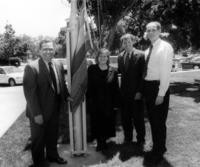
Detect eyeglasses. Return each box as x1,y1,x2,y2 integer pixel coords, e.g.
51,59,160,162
42,48,54,52
146,29,157,33
99,55,109,58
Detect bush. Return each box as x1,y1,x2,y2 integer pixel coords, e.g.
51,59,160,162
0,57,21,67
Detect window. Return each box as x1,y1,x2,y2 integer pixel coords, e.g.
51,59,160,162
0,68,5,74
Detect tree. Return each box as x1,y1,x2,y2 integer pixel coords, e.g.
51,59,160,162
0,24,40,61
88,0,141,51
15,35,40,60
67,0,200,52
55,27,67,58
0,24,16,59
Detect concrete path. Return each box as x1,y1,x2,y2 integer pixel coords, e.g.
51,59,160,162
50,145,106,167
0,85,26,137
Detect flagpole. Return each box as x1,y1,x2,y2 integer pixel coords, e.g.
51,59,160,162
66,18,74,153
68,0,87,156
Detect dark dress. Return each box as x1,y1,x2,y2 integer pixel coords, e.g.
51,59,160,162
87,64,119,148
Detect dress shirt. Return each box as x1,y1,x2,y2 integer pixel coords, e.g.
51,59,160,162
144,38,174,96
44,60,60,94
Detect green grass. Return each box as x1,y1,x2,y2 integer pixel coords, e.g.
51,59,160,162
0,112,31,167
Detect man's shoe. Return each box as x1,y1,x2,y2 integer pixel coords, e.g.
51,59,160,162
151,154,164,165
47,157,68,164
136,141,144,147
144,150,154,161
24,138,32,151
136,141,145,153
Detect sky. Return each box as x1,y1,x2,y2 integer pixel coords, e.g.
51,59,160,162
0,0,70,37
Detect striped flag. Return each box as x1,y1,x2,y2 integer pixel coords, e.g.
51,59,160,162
70,1,92,112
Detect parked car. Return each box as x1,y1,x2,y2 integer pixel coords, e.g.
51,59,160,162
181,56,200,70
0,66,24,86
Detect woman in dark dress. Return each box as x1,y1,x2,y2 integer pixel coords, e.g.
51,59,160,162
87,48,119,151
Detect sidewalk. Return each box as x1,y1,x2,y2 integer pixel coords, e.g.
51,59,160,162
0,86,25,138
51,145,106,167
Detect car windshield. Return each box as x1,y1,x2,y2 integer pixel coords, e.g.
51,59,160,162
3,66,22,74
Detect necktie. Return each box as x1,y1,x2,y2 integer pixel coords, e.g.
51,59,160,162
124,53,130,71
143,44,153,78
48,62,57,93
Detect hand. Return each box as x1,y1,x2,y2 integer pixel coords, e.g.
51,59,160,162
133,48,145,55
67,96,73,102
134,92,142,100
34,115,44,125
155,96,164,105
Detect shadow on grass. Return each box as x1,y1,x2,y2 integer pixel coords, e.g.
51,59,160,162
101,142,174,167
170,82,200,103
143,156,173,167
101,142,144,162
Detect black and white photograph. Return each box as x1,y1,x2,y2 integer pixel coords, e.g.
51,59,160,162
0,0,200,167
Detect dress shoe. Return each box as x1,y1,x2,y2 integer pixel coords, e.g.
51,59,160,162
47,156,68,164
24,138,32,151
136,141,144,146
144,150,164,165
151,154,164,165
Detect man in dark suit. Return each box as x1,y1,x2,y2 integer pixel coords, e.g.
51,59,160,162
23,39,70,167
118,33,145,147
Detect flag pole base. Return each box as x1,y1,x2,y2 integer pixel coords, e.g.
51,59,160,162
71,151,89,157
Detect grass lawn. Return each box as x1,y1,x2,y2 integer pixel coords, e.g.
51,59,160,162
0,112,31,167
0,71,200,167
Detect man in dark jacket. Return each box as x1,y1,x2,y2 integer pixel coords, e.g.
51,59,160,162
118,33,145,147
23,39,70,167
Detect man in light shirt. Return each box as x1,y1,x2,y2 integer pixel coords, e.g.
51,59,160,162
143,21,174,164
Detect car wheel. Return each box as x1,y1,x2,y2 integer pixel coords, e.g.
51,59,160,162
9,78,16,86
194,65,199,70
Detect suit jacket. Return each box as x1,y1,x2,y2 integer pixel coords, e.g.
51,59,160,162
118,50,145,100
23,58,69,123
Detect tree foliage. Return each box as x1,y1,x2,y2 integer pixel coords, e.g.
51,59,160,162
85,0,200,52
0,24,16,59
0,24,39,61
55,27,67,58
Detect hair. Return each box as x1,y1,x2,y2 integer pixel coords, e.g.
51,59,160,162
120,33,139,43
95,48,110,66
39,39,54,50
146,21,162,31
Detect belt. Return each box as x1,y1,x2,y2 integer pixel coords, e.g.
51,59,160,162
143,80,160,86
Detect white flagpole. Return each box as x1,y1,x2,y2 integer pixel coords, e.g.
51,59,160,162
68,0,87,155
66,18,74,153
